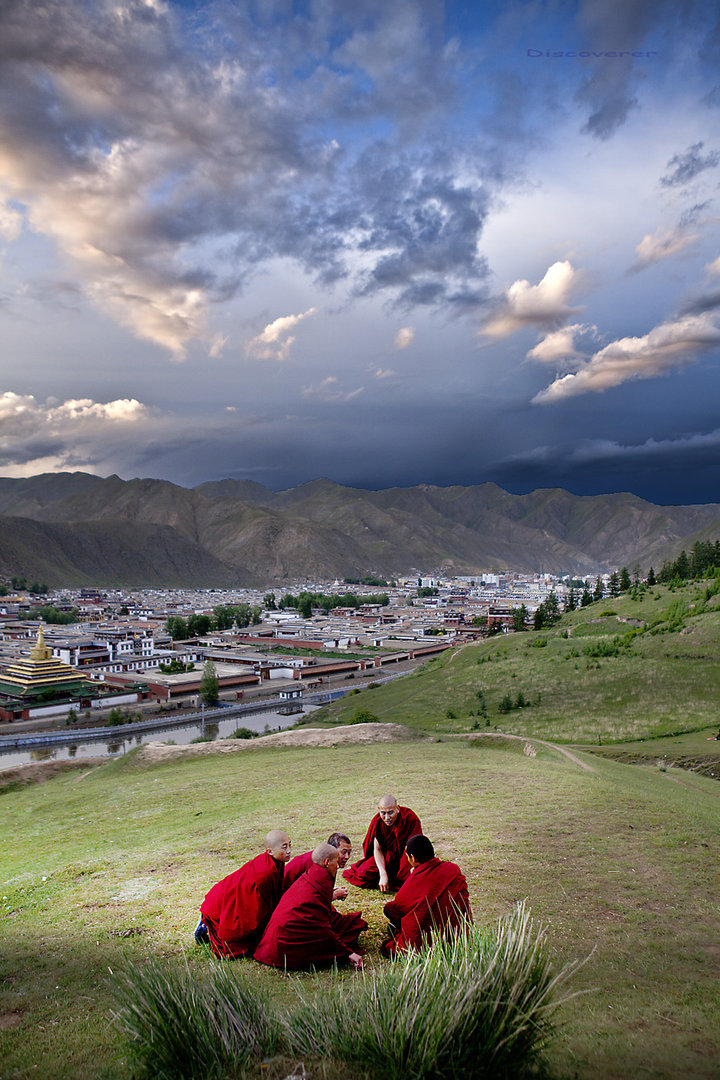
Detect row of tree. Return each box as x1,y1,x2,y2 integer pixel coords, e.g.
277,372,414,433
656,540,720,584
165,604,262,640
0,578,50,596
268,590,390,619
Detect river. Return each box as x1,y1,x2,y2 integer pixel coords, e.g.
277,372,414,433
0,703,321,770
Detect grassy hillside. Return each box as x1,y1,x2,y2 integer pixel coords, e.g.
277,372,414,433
0,739,718,1079
317,581,720,743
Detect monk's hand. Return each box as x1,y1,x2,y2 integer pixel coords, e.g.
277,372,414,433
333,886,348,901
379,873,390,893
349,952,363,970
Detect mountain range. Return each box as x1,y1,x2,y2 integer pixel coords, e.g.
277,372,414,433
0,472,719,587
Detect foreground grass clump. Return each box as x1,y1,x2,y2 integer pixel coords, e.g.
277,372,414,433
287,902,584,1080
112,956,277,1079
112,903,581,1080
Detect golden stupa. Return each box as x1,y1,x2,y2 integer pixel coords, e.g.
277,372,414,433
0,624,86,700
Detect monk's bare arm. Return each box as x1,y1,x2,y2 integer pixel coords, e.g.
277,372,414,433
374,838,390,892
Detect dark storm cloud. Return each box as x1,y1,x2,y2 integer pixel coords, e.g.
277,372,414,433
679,290,720,316
0,0,496,355
661,142,720,188
573,0,665,139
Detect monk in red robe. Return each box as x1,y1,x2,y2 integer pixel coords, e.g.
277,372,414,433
254,844,364,971
283,832,367,948
196,829,292,959
381,834,472,956
343,794,421,892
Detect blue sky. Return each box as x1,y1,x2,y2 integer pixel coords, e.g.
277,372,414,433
0,0,719,503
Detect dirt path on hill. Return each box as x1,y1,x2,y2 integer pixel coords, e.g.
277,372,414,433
451,731,597,771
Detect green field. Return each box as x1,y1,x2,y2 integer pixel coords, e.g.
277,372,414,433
1,735,719,1079
314,582,720,743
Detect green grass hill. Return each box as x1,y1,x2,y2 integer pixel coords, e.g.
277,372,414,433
1,737,718,1079
318,580,720,745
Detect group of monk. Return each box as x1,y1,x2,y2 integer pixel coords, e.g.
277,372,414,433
194,794,472,970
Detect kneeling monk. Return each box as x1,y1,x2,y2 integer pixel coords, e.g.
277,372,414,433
381,834,472,956
254,844,364,970
343,794,421,892
283,832,367,948
198,830,292,958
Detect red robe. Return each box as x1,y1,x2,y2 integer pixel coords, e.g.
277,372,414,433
342,806,421,888
381,857,472,956
200,852,284,959
282,850,313,890
254,863,361,969
283,849,368,946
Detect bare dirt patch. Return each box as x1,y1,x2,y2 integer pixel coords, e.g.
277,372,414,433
135,722,426,765
0,1011,23,1030
0,758,105,794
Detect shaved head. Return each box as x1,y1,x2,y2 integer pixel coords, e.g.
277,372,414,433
312,842,341,877
265,830,292,862
377,795,400,827
312,843,339,864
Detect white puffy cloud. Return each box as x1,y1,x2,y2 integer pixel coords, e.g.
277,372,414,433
526,324,588,364
479,261,581,339
0,391,151,472
707,256,720,276
373,367,397,379
245,308,317,362
533,313,720,403
631,225,698,271
394,326,415,349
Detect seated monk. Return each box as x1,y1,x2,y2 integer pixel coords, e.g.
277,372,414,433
343,794,421,892
254,843,364,971
283,832,367,948
381,834,472,957
196,829,292,959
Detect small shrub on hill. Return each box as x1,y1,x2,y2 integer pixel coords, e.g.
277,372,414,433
352,708,379,724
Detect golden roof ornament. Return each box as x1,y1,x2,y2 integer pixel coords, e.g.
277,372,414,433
30,623,50,662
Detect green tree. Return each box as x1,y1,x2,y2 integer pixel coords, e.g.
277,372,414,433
264,592,277,610
619,566,631,592
646,566,656,586
165,616,189,640
199,660,219,706
593,576,604,602
543,592,560,625
565,590,576,612
580,583,593,607
298,595,313,619
187,613,211,637
511,605,528,631
608,572,620,597
35,605,79,624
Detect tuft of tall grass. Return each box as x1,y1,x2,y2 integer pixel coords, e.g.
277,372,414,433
283,901,586,1080
111,955,277,1079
